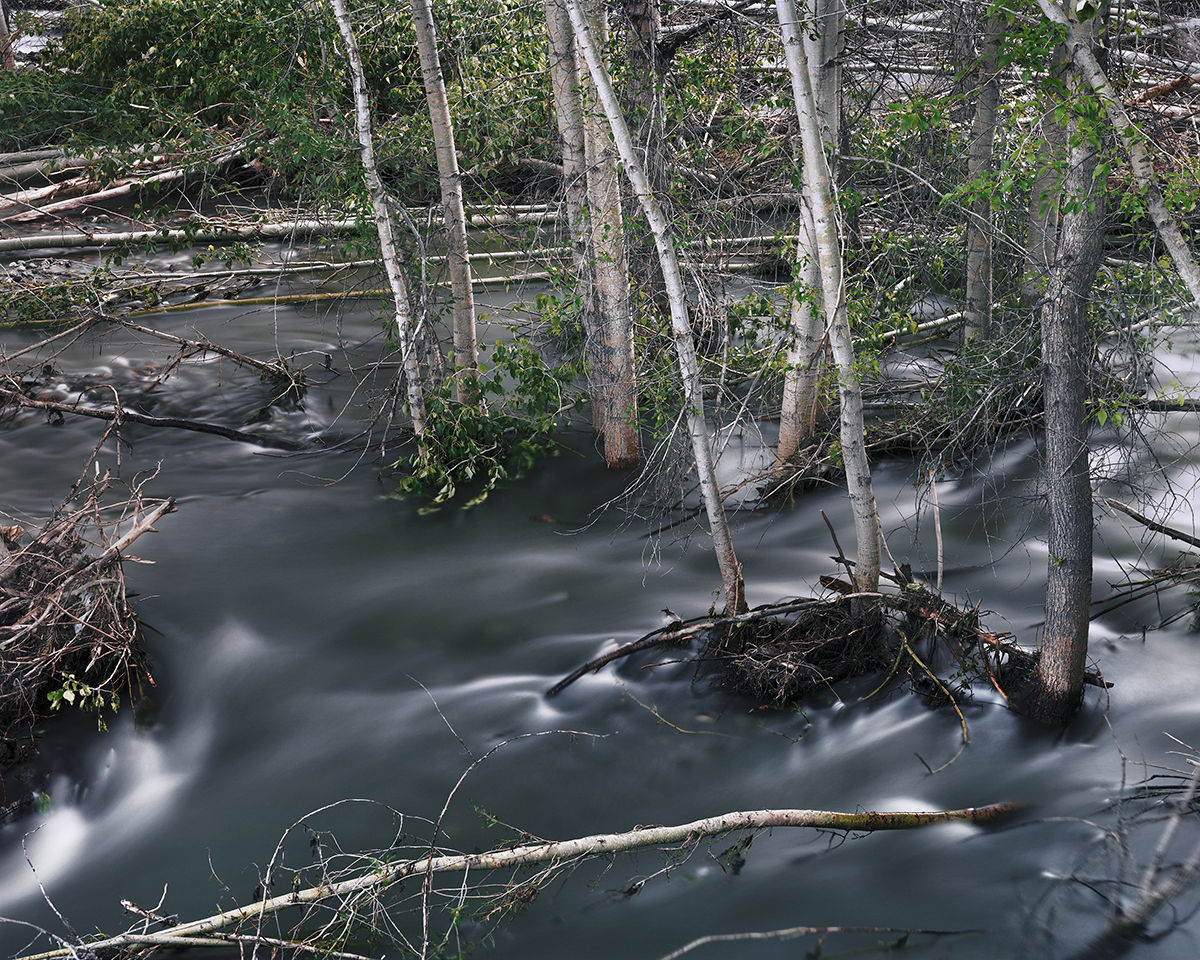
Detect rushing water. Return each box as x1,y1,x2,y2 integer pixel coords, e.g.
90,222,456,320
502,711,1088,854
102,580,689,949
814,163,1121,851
3,251,1200,960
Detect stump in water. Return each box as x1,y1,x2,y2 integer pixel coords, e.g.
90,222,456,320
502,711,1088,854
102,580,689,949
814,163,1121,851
0,459,173,768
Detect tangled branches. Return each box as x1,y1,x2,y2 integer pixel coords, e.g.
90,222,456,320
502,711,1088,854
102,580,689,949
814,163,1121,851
0,445,172,765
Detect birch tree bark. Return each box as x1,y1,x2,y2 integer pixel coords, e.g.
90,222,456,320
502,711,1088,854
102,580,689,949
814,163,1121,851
777,199,826,465
566,0,746,613
777,0,840,465
28,802,1018,957
804,0,843,177
963,13,1002,341
0,1,15,72
547,0,639,468
777,0,880,592
1029,37,1107,726
409,0,478,406
329,0,427,439
1036,0,1200,312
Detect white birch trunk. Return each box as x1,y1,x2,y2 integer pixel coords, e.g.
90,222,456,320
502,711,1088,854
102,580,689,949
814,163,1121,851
777,0,880,592
777,0,840,466
0,2,15,72
47,802,1017,956
1036,0,1200,312
777,201,825,465
409,0,478,405
566,0,746,612
805,0,843,175
329,0,427,439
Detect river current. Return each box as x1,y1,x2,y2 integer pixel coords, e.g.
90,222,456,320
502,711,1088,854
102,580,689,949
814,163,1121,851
2,251,1200,959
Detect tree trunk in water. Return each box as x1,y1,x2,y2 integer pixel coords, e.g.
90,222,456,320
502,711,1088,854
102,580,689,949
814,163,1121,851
777,0,840,465
329,0,427,440
963,14,1001,341
579,0,640,468
409,0,478,406
1029,60,1106,726
777,0,880,592
547,0,639,468
567,0,746,614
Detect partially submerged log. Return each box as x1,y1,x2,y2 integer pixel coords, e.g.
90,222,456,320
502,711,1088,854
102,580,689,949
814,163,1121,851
15,798,1022,959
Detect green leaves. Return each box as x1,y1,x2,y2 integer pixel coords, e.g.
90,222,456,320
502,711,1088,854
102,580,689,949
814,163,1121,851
389,334,574,511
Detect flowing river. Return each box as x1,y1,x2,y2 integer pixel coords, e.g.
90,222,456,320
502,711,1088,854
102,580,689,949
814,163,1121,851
2,244,1200,960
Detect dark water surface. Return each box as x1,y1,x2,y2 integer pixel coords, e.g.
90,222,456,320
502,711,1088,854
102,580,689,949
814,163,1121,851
3,273,1200,960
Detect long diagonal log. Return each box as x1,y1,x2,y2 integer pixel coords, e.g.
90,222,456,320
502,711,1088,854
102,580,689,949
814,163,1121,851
0,388,305,451
19,802,1022,958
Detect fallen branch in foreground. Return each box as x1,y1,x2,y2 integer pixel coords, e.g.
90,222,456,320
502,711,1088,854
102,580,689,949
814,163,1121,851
18,802,1021,959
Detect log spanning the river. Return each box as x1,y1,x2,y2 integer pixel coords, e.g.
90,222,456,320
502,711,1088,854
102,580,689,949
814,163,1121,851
16,802,1022,958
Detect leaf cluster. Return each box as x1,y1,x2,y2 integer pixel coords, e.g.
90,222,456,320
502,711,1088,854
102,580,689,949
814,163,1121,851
389,336,578,513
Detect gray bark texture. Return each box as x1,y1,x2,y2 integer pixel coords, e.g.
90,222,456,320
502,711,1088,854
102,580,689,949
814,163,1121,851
1029,80,1106,726
1023,44,1070,308
579,0,640,468
963,13,1001,341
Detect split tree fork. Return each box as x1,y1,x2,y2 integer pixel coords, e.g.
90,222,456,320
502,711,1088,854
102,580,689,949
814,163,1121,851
776,0,881,593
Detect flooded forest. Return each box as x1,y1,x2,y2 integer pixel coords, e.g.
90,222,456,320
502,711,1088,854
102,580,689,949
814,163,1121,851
3,0,1200,957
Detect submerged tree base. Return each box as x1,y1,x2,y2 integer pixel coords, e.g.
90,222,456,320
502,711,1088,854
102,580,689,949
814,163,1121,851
549,567,1110,720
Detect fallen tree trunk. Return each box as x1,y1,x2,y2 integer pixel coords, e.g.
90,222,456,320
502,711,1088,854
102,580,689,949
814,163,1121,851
17,801,1021,959
0,220,365,253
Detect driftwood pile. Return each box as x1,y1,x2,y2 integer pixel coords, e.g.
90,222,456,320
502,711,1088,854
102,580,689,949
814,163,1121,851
549,555,1111,719
0,448,172,771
